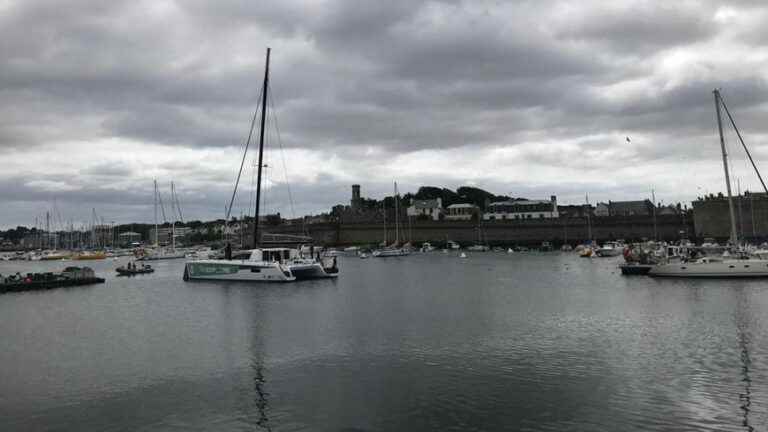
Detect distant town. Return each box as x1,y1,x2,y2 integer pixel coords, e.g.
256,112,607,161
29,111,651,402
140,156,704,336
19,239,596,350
0,184,764,250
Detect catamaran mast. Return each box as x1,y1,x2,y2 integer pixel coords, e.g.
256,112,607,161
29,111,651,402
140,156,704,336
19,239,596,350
714,89,739,245
253,48,271,248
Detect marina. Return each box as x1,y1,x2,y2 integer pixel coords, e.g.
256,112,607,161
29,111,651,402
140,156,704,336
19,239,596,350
5,1,768,430
2,252,767,430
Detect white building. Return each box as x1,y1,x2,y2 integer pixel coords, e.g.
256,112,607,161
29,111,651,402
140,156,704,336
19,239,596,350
445,203,479,221
406,198,443,221
483,196,558,220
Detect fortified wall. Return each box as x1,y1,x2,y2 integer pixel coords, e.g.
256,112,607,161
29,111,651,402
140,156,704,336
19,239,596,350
692,193,768,241
266,215,692,247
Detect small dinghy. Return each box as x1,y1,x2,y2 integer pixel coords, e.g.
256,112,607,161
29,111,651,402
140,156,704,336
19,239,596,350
116,264,154,276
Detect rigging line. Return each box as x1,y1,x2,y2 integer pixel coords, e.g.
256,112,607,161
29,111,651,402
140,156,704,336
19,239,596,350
226,84,264,222
719,93,768,196
174,183,184,223
267,82,297,219
157,188,168,223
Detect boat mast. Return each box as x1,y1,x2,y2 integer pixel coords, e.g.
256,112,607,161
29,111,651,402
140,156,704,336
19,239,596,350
171,181,176,252
714,89,739,245
394,181,400,245
383,200,387,245
253,47,271,248
154,179,159,247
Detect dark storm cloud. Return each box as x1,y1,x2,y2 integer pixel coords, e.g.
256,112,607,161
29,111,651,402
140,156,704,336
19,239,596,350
3,0,768,227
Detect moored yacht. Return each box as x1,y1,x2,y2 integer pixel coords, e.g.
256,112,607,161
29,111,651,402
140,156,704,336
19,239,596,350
183,48,339,284
649,89,768,277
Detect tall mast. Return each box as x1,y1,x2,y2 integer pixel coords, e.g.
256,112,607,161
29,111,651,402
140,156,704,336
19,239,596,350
714,89,739,245
394,181,400,245
383,200,387,245
154,179,159,247
253,47,270,248
171,181,176,252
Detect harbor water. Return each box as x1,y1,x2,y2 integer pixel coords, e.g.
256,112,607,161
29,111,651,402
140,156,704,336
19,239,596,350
1,252,767,431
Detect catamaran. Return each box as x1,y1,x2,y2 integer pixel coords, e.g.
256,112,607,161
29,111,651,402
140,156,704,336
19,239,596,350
183,48,338,282
650,89,768,277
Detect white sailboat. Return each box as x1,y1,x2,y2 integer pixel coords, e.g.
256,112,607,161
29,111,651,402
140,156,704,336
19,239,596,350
138,180,185,261
373,182,411,257
650,89,768,277
184,48,337,282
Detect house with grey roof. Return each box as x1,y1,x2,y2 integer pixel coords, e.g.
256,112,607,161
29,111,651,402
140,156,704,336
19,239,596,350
407,198,443,221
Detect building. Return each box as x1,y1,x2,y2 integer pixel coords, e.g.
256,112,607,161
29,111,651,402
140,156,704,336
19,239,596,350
351,184,362,210
407,198,443,221
657,204,679,216
149,226,192,245
608,200,654,216
483,196,558,220
594,202,610,217
117,231,141,245
557,204,594,218
445,203,479,221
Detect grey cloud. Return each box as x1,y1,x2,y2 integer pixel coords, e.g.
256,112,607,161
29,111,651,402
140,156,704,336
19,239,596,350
555,3,715,54
3,0,768,226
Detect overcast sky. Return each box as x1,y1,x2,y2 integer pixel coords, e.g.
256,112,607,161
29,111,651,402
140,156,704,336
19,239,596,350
3,0,768,229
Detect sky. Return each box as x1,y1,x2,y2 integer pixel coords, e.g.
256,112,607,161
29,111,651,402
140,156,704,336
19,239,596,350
3,0,768,229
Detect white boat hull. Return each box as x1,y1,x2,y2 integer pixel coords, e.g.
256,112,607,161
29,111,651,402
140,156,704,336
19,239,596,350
650,259,768,277
372,249,411,257
595,248,622,257
287,261,338,279
184,260,295,282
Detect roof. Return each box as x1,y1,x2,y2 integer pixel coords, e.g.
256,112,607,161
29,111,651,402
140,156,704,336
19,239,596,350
411,199,441,209
447,203,477,208
488,199,551,207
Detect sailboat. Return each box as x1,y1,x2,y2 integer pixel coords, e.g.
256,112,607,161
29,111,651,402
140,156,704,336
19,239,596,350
467,217,490,251
650,89,768,277
184,48,338,282
373,182,411,257
138,180,185,261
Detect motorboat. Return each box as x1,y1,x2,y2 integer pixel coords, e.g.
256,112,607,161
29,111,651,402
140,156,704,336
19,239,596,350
595,241,625,257
116,264,155,276
466,244,490,252
420,242,436,253
372,248,411,258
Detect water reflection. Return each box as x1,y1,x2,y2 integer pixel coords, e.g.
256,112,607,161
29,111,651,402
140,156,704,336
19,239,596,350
735,289,753,432
253,360,272,431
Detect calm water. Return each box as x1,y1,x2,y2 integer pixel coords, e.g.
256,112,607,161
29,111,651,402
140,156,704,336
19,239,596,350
1,252,767,431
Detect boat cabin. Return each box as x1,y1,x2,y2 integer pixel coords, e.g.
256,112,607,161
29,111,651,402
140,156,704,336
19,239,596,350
248,248,300,263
